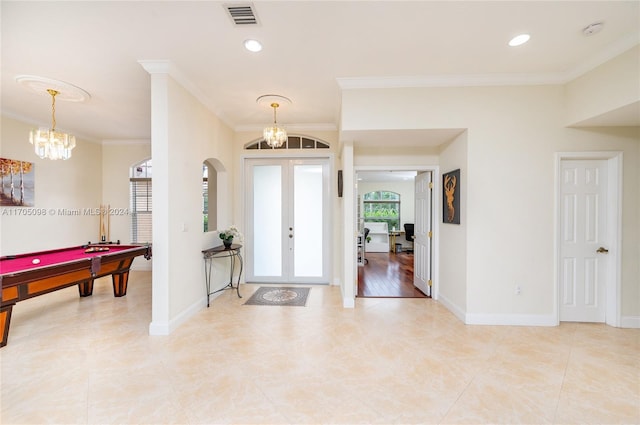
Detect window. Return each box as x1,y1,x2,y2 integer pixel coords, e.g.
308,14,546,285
363,191,400,230
130,159,152,243
245,135,330,150
202,164,208,232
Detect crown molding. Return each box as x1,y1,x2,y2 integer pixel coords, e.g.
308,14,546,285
337,38,640,90
336,73,566,89
138,59,235,130
101,139,151,146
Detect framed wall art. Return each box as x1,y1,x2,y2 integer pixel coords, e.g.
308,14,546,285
442,168,460,224
0,157,35,207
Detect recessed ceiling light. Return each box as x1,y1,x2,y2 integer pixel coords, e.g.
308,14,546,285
508,34,530,47
244,39,262,52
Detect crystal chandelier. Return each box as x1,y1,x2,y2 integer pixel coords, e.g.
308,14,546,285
263,102,287,148
30,89,76,160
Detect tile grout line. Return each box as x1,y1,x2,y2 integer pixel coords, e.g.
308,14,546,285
551,324,577,424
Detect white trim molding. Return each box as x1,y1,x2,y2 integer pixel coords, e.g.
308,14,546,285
148,297,205,336
437,293,466,324
465,313,557,327
620,316,640,329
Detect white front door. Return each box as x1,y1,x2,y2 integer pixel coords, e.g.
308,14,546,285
413,171,433,296
559,159,608,322
246,158,330,284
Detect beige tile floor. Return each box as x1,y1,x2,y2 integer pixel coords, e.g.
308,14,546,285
1,271,638,425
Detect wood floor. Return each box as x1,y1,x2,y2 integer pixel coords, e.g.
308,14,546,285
357,250,428,298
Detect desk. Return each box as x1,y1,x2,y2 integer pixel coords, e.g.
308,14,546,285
202,244,243,306
0,243,152,347
389,231,405,252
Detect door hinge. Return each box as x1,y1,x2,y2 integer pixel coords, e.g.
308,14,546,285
428,231,432,238
428,182,434,189
428,280,432,287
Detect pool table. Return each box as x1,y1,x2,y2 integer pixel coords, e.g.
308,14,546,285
0,243,152,347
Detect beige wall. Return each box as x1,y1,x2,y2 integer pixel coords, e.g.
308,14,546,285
144,66,236,335
343,81,640,325
1,116,102,254
101,142,151,270
437,131,468,319
2,49,637,329
354,146,440,166
565,45,640,126
101,142,151,244
558,126,640,319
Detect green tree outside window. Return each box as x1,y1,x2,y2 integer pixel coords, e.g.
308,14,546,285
363,191,400,230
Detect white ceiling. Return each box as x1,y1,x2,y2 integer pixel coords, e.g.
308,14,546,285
1,1,639,146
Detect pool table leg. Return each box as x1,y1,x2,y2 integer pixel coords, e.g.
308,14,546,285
77,280,95,297
112,271,130,297
0,304,13,348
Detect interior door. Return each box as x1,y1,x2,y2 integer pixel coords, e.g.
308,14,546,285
560,159,608,322
246,158,330,284
413,171,432,295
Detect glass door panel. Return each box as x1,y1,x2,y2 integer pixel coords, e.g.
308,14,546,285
252,165,282,277
293,164,323,277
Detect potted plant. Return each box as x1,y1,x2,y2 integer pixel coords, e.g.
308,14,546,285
217,225,243,249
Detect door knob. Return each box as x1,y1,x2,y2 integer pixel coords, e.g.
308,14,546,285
596,247,609,254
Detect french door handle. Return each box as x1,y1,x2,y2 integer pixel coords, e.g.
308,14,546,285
596,247,609,254
289,234,293,238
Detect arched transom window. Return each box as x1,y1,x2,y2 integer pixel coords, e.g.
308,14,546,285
245,135,330,150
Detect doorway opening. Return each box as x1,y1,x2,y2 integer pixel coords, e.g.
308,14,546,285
356,168,435,298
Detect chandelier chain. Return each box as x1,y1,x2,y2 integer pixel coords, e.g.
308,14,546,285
47,89,59,131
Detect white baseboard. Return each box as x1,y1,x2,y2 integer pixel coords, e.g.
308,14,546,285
148,321,170,336
343,297,355,308
620,316,640,328
437,293,466,323
148,297,205,336
437,293,557,327
465,312,557,327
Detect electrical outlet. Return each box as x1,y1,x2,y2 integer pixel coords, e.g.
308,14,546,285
515,285,521,295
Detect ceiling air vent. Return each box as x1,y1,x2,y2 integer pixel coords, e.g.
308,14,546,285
225,3,259,25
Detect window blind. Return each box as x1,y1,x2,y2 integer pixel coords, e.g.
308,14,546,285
130,178,152,243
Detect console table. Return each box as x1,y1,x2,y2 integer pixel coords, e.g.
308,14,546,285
202,244,243,306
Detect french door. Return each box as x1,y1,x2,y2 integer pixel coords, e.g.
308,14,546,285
414,171,433,296
245,158,330,284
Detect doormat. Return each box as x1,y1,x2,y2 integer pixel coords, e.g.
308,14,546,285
244,287,310,307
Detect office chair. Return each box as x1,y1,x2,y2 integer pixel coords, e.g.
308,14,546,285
362,227,370,264
404,223,414,253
